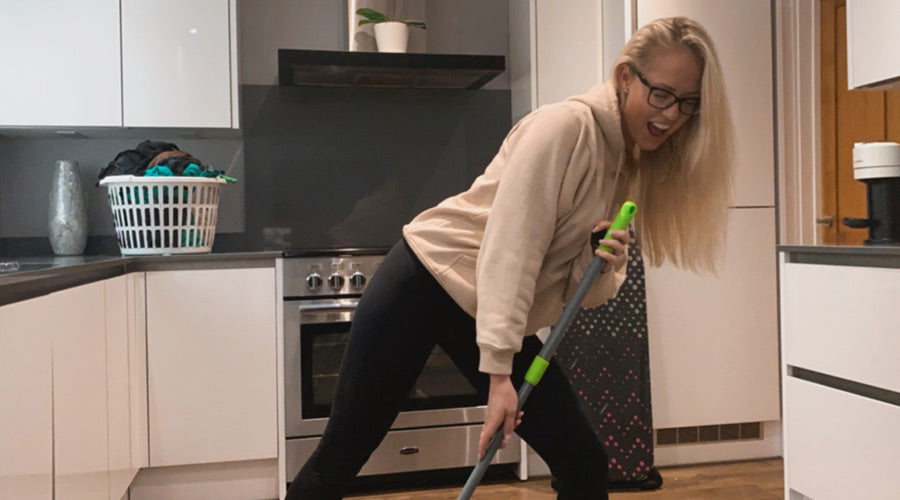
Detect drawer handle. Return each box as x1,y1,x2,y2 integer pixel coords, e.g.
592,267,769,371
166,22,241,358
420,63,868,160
399,446,420,455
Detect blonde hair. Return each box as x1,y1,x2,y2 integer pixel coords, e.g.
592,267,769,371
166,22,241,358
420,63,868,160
612,17,735,273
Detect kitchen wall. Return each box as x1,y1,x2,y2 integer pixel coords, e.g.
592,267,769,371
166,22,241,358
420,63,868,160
0,0,512,257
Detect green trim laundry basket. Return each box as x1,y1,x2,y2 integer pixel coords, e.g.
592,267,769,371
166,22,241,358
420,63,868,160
99,175,225,255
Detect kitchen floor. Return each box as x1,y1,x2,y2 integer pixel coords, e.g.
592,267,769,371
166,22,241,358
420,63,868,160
346,458,784,499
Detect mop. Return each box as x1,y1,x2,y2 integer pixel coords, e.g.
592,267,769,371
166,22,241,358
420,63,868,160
456,201,637,500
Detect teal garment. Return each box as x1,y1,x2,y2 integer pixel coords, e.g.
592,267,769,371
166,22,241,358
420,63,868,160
144,165,174,177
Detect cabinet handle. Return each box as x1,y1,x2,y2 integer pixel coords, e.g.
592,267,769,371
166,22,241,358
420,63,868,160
815,215,833,227
399,446,420,455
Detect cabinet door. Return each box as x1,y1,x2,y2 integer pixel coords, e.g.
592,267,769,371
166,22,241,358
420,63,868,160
105,274,148,499
0,0,121,127
121,0,237,128
0,298,53,499
52,282,110,500
645,208,780,428
146,268,278,466
846,0,900,89
636,0,775,207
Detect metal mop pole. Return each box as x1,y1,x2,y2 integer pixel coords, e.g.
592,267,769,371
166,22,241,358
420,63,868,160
456,201,636,500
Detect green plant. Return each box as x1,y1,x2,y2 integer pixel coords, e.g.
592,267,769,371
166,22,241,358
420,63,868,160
356,7,426,29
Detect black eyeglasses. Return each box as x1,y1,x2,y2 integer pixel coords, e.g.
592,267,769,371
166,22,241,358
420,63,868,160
630,65,701,116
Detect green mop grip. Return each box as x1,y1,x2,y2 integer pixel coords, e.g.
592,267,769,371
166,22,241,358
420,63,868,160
596,200,638,254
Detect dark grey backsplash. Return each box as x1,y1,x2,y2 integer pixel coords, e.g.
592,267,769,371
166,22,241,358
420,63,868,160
0,85,511,256
239,85,511,251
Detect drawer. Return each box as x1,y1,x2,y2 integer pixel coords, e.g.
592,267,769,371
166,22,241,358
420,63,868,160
286,424,520,479
781,262,900,392
783,377,900,499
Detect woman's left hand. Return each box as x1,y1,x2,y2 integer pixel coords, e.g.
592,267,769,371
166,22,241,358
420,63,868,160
592,220,631,273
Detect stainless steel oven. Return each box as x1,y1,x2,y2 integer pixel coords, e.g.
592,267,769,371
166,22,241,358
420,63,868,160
283,249,521,481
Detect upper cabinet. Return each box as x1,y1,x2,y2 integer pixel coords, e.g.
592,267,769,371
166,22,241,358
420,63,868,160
0,0,122,127
0,0,238,129
846,0,900,90
122,0,239,128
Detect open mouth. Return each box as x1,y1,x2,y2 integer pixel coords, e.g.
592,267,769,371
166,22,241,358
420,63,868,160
648,121,670,138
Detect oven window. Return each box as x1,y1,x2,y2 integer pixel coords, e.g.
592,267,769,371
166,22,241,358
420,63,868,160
300,321,481,419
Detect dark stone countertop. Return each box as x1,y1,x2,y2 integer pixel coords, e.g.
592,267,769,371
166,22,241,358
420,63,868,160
0,251,282,306
778,244,900,268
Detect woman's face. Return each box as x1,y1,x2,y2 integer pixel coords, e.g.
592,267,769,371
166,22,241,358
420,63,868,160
618,46,702,151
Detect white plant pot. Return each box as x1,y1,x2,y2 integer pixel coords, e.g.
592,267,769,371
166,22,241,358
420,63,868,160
374,21,409,53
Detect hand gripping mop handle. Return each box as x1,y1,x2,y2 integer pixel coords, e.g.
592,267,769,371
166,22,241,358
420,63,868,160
457,201,637,500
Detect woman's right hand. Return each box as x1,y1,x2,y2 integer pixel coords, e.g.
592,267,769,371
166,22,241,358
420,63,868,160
592,220,630,273
479,374,523,459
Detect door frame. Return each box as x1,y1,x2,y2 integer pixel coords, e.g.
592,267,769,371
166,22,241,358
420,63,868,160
775,0,821,246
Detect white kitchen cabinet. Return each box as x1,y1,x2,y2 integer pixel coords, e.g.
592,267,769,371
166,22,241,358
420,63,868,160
1,274,148,500
634,0,779,432
0,297,53,500
105,273,149,498
122,0,239,128
52,281,111,500
645,208,780,427
145,267,277,467
636,0,775,207
780,251,900,499
0,0,122,127
0,0,238,129
846,0,900,89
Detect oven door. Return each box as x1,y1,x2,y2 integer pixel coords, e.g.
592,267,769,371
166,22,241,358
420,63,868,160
284,298,486,439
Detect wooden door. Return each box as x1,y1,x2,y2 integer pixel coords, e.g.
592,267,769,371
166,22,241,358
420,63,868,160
820,0,900,244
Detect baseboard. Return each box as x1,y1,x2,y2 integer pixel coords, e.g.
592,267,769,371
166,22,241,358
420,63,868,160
128,458,279,500
526,421,782,475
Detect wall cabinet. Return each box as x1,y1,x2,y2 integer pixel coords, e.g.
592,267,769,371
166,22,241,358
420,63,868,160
0,0,238,129
846,0,900,90
122,0,239,128
0,0,122,127
145,267,278,467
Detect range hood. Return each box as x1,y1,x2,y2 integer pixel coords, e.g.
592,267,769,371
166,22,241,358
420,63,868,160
277,49,505,89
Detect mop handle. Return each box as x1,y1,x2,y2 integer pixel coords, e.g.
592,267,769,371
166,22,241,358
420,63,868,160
456,201,637,500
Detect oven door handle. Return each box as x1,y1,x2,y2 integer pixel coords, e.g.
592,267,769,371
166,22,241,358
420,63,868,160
296,300,359,312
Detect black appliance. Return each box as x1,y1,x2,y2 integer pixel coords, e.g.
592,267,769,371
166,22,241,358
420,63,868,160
843,142,900,245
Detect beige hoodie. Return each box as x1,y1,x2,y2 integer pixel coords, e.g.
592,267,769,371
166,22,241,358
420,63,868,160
402,81,629,375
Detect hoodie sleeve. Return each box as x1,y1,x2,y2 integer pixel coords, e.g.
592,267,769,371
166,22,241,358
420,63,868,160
475,105,591,375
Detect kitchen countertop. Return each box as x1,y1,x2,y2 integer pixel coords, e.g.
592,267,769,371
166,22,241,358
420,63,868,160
778,244,900,268
0,251,282,307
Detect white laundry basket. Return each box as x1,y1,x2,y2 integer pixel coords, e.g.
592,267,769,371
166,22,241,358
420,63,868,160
99,175,226,255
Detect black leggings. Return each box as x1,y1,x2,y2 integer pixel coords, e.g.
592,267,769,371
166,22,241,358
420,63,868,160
285,239,608,500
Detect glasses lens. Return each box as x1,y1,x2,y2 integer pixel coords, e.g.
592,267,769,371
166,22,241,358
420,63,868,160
648,89,676,109
679,99,701,116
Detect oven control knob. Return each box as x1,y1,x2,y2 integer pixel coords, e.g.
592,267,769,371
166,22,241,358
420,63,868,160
327,273,345,290
306,273,323,290
349,272,366,289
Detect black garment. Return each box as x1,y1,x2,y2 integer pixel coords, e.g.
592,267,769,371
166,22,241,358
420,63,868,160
97,140,180,181
285,238,609,500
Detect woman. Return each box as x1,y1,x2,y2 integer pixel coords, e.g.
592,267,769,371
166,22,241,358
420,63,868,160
287,16,733,500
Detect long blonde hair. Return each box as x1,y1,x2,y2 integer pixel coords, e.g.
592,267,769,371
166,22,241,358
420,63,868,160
613,17,735,273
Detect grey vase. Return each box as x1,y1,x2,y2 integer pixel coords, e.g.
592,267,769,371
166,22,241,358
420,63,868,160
48,160,88,256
